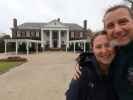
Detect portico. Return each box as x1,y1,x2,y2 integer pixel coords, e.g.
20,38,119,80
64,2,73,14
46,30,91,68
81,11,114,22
41,20,69,49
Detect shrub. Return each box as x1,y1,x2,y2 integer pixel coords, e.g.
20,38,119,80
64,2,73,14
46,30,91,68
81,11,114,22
0,56,28,62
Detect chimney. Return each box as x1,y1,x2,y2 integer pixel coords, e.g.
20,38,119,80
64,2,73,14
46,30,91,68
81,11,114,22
57,18,60,22
83,20,87,30
13,18,17,28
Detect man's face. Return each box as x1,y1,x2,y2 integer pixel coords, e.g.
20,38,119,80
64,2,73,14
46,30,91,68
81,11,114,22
104,8,133,46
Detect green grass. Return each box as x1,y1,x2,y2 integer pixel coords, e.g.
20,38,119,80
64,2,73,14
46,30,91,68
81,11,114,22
0,61,25,74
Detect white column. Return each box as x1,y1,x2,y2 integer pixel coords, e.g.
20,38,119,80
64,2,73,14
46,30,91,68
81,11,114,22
74,42,76,53
66,41,69,52
36,41,38,54
49,30,53,48
43,41,45,51
26,41,29,55
66,30,69,48
16,40,18,55
58,30,61,48
84,41,86,52
4,40,7,54
41,29,44,48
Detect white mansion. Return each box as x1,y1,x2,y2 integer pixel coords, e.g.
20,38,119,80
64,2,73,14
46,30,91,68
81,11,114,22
4,18,92,54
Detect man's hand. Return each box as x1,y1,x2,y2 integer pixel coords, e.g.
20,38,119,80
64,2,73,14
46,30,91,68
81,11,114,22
73,63,81,80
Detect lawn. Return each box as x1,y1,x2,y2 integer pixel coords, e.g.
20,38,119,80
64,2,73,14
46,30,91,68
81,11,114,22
0,61,25,74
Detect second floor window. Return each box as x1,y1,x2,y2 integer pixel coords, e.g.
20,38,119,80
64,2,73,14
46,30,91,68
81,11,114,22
26,31,30,37
36,32,40,37
71,32,74,38
17,31,21,37
80,32,83,38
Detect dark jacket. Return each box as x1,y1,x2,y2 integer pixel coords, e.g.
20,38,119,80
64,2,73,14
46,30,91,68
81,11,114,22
66,53,117,100
109,41,133,100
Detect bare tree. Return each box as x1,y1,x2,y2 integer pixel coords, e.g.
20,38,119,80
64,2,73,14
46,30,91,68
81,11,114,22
125,0,133,9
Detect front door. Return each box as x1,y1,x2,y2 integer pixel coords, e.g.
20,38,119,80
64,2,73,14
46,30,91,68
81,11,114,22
52,31,58,48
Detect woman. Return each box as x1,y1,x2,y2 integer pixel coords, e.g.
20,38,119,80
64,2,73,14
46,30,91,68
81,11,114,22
66,31,118,100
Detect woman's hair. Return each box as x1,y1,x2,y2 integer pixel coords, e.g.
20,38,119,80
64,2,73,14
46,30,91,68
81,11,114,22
90,30,107,49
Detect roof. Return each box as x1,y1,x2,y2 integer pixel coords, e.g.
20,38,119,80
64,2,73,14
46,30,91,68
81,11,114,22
17,23,47,30
0,33,10,39
64,23,83,31
0,33,8,38
17,20,83,31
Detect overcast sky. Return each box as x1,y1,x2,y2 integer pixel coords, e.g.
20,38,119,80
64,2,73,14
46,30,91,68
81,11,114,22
0,0,128,35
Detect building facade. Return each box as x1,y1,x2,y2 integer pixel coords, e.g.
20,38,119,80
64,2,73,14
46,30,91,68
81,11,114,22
11,18,92,50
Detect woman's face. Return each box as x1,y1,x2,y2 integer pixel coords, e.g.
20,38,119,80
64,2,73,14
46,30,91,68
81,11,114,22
92,34,115,65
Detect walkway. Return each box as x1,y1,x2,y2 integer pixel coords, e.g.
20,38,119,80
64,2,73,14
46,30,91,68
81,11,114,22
0,51,78,100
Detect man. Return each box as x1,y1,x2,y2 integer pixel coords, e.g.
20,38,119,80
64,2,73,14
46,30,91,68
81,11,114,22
67,5,133,100
103,5,133,100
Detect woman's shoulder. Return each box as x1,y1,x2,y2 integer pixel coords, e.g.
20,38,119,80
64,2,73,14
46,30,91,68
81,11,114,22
76,52,94,63
79,53,97,83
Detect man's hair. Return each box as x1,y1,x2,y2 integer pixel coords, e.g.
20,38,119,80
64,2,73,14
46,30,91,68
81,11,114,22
104,5,133,19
